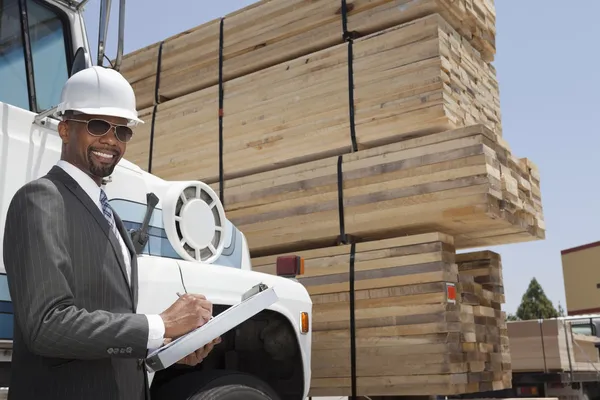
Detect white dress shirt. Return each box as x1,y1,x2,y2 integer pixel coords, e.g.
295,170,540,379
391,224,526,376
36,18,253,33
56,160,165,350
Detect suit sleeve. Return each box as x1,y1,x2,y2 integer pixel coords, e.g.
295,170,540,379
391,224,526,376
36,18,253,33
2,180,150,360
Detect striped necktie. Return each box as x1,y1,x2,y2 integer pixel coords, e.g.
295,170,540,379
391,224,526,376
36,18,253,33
100,189,119,238
100,189,131,285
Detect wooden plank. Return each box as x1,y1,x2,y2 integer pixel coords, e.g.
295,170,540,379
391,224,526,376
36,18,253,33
252,236,511,396
508,319,600,373
457,250,504,292
456,251,512,393
211,124,543,258
119,0,497,109
126,13,501,183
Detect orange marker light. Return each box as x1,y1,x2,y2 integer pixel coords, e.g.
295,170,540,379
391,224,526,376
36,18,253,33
301,312,309,334
299,257,305,275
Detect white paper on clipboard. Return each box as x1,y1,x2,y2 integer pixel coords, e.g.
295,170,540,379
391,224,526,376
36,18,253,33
144,284,279,372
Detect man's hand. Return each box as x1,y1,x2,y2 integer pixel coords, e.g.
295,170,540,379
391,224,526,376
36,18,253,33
163,337,221,366
159,293,212,339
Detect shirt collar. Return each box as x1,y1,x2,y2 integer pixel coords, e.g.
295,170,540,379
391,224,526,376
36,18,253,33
56,160,103,211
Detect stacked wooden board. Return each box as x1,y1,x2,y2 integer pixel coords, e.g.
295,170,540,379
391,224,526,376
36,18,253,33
456,250,505,296
456,251,512,392
253,234,510,396
125,12,502,184
117,0,546,396
119,0,497,111
212,124,544,258
508,319,600,373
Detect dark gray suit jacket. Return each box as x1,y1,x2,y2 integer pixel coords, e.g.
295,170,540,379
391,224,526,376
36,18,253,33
3,165,151,400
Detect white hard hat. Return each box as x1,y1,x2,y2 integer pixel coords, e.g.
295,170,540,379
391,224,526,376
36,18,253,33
54,66,144,126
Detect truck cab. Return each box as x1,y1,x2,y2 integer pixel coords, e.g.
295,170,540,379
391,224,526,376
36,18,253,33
0,1,312,399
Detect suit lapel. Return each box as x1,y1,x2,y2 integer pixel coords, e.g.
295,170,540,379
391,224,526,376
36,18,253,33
48,166,134,305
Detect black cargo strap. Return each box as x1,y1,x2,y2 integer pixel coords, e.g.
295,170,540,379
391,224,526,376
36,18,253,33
341,0,358,153
349,242,357,399
218,17,225,205
337,156,347,244
148,40,164,173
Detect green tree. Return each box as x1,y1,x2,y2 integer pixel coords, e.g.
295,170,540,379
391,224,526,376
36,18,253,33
557,301,566,317
515,277,559,320
506,313,519,321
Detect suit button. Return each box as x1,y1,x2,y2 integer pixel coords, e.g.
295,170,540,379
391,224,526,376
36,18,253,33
126,347,132,354
107,348,114,354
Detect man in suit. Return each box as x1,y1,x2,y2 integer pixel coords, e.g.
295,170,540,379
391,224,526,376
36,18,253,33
2,66,217,399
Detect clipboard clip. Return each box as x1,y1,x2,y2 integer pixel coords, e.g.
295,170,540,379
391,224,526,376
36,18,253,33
242,283,269,301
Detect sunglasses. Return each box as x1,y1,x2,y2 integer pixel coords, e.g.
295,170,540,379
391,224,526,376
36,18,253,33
68,118,134,143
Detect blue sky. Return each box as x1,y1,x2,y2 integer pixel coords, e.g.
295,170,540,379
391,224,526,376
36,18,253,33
83,1,600,314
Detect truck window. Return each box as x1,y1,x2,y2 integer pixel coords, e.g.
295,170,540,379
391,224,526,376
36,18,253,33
572,324,593,336
0,274,13,341
0,0,70,112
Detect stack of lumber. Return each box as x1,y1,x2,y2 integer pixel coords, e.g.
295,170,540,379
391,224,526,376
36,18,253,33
456,251,512,391
119,0,497,111
456,250,505,296
252,233,511,396
117,0,546,396
508,319,600,373
125,13,502,183
214,124,544,258
573,334,600,365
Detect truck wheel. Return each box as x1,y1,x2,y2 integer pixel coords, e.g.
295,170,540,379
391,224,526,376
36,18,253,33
190,384,273,399
151,370,281,400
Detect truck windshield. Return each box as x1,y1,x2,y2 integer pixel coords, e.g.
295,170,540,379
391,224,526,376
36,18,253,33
0,0,70,112
109,198,243,269
109,198,184,260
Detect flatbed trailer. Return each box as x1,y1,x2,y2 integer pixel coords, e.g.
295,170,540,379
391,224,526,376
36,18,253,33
450,316,600,400
454,371,600,400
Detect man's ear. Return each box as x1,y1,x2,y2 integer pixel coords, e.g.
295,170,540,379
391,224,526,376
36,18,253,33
57,121,70,144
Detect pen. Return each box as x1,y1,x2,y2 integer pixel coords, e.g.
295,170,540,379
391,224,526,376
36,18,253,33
177,292,214,321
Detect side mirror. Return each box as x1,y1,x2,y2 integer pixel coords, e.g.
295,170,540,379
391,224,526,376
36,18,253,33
130,192,160,255
97,0,111,67
70,47,92,76
96,0,126,71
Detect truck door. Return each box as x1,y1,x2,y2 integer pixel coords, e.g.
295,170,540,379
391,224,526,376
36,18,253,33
0,2,76,375
0,0,74,275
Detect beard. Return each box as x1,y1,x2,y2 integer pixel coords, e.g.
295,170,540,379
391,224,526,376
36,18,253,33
87,147,120,177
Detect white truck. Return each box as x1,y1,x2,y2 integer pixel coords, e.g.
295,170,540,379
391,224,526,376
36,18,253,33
0,0,313,399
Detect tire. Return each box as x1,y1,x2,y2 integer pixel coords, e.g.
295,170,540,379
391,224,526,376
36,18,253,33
190,384,273,400
151,370,280,400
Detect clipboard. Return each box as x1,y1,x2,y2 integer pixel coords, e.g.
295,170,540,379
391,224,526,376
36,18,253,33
145,283,279,372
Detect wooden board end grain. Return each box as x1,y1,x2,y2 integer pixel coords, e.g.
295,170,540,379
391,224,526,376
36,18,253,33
456,250,512,392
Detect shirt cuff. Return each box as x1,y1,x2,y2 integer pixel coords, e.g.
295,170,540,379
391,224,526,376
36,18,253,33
145,314,165,350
